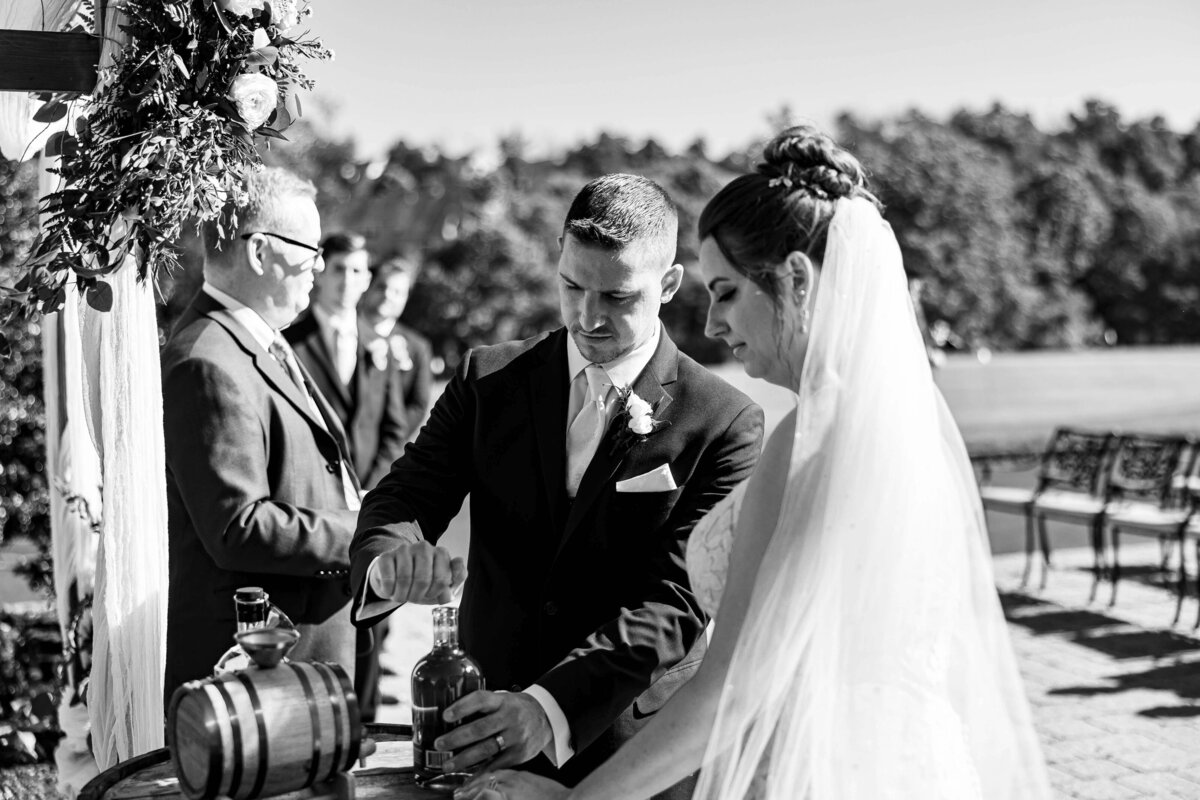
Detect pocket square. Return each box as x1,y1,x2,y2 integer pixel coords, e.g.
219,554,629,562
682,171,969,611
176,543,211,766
616,463,678,493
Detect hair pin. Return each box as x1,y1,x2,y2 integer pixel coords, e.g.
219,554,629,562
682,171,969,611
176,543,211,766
767,176,793,190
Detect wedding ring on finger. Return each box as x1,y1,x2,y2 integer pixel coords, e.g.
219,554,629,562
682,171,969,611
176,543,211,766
493,733,506,754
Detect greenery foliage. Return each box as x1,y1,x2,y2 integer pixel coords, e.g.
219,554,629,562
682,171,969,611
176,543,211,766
9,0,329,321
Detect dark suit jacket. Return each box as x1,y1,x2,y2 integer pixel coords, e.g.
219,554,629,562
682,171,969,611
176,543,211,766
161,291,360,704
351,327,763,787
285,313,432,489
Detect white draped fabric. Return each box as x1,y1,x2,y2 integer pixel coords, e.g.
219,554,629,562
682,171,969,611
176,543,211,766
2,0,170,779
40,158,103,800
0,0,78,160
693,198,1051,799
80,259,169,769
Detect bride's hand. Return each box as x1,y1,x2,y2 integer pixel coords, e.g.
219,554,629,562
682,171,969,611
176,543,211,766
454,769,569,800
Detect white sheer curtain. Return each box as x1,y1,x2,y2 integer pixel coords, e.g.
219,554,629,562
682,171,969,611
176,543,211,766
2,0,170,780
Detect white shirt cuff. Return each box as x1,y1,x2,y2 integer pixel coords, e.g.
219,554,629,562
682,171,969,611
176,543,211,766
354,523,424,623
355,555,402,622
524,684,574,767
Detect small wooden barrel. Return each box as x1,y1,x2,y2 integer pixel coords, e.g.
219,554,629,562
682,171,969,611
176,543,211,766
167,661,361,800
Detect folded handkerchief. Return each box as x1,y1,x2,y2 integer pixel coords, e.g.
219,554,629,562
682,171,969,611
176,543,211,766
616,463,679,493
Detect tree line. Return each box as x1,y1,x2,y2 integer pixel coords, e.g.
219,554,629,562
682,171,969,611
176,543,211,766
2,99,1199,564
255,99,1200,365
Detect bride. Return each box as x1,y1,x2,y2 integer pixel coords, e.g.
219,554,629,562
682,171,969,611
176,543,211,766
459,125,1051,799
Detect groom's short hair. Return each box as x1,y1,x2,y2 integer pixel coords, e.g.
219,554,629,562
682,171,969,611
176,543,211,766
563,174,678,269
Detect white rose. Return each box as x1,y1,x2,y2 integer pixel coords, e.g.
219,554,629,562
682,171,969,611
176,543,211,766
265,0,299,30
629,415,654,435
218,0,265,17
229,73,278,130
626,393,652,419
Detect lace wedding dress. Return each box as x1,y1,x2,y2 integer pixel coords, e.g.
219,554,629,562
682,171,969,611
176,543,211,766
681,198,1050,800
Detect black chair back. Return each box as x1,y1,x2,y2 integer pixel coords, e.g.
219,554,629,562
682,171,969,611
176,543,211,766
1036,428,1117,496
1105,434,1192,508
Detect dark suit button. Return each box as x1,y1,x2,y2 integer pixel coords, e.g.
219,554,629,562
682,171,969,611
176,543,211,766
326,462,337,473
543,601,558,617
511,684,521,692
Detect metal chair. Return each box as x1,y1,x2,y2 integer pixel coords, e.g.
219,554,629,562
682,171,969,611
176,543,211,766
978,428,1116,591
1100,435,1194,616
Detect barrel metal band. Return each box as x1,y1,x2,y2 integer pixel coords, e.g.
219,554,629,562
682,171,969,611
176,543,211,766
212,679,244,798
289,662,324,788
314,663,346,780
233,671,270,798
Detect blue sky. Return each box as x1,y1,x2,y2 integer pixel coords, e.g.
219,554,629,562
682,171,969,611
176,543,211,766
303,0,1200,160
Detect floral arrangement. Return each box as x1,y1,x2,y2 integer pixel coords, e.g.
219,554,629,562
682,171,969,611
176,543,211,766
12,0,331,316
608,387,669,456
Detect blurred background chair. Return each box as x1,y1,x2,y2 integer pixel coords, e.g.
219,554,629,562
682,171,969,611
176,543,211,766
1099,435,1194,617
978,428,1116,591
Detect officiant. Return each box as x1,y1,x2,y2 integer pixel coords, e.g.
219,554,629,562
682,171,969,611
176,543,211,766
349,174,763,799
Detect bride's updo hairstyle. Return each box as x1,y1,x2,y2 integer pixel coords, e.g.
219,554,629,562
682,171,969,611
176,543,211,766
698,125,880,305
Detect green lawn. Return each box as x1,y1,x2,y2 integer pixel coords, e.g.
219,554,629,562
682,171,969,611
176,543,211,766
437,345,1200,559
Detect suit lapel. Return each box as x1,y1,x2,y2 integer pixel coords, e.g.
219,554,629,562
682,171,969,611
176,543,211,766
528,331,570,535
557,329,679,559
198,298,334,449
292,354,363,495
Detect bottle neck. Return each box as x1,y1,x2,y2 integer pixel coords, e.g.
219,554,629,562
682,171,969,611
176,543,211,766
432,623,459,650
431,608,460,650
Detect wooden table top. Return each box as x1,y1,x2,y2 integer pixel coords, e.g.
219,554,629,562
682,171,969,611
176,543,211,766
90,728,452,800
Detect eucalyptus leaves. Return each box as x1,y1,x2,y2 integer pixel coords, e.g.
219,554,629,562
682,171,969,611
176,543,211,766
10,0,330,317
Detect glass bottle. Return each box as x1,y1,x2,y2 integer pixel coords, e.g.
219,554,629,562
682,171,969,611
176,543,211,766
234,586,269,632
411,606,485,785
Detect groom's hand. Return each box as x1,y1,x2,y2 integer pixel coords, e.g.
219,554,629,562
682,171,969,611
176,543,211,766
437,691,552,773
367,541,466,605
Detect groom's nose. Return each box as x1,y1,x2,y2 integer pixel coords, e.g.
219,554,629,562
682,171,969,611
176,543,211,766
579,293,605,331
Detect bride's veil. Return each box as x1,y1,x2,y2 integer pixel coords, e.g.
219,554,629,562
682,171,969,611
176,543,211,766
692,197,1051,799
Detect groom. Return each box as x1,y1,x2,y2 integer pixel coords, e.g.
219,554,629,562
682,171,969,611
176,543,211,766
350,174,763,797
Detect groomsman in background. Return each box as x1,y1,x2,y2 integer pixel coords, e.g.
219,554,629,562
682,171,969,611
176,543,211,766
285,234,428,720
358,256,434,440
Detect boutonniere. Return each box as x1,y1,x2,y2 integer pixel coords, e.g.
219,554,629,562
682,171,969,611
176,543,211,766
389,334,414,371
365,338,390,371
608,387,670,456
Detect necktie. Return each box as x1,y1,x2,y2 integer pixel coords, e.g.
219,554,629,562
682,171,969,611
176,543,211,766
269,335,361,511
565,364,610,497
269,336,312,401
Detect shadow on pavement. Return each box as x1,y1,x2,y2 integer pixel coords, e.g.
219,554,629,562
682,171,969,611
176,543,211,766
1049,658,1200,702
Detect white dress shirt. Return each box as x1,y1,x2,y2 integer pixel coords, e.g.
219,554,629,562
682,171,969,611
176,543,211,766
312,304,359,386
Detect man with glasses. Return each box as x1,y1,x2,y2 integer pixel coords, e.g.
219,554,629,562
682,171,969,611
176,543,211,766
160,167,361,703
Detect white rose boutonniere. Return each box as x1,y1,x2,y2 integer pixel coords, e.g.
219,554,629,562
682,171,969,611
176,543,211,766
609,387,669,456
389,334,414,371
365,338,390,372
228,73,278,130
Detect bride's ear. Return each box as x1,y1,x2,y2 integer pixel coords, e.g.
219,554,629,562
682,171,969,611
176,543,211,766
779,251,815,303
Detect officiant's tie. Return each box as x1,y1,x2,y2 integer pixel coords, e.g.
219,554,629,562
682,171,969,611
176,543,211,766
565,363,611,497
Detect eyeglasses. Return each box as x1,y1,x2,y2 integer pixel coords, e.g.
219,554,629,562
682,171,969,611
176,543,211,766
241,231,324,270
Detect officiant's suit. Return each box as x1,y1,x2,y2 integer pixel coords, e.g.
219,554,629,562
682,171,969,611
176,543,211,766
162,290,360,703
351,326,763,795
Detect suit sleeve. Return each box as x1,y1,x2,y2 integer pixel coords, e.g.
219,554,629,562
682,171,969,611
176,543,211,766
162,357,358,576
349,349,475,627
536,401,765,753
